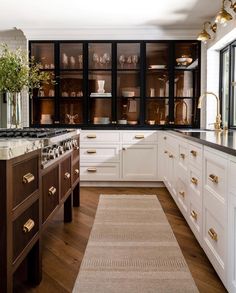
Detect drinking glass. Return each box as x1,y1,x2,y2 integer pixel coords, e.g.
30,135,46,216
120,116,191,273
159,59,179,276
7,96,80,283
93,53,99,68
103,53,111,68
119,55,126,69
78,54,83,68
132,55,139,68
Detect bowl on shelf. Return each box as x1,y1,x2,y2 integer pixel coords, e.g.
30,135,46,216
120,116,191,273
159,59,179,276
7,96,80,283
147,120,155,125
127,120,138,125
93,117,110,124
149,65,166,69
118,119,127,124
122,91,135,97
176,56,193,66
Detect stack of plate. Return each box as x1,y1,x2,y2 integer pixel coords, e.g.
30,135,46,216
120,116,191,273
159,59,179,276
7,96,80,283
93,117,110,124
40,114,53,124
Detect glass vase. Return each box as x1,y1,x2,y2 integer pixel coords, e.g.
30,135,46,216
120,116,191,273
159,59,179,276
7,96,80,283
8,92,22,128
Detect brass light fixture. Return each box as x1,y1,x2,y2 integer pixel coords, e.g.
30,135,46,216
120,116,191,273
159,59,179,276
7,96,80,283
215,0,235,25
197,21,217,42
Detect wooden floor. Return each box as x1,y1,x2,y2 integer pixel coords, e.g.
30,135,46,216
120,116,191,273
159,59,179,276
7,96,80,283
15,187,227,293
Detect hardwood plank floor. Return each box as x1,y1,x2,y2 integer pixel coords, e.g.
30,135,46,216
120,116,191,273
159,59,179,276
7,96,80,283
14,187,227,293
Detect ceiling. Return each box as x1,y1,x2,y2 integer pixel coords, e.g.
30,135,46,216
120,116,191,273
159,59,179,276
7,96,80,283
0,0,222,30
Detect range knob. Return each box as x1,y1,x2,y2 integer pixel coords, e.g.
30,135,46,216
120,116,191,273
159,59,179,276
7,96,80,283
48,148,56,159
58,146,64,155
54,147,60,158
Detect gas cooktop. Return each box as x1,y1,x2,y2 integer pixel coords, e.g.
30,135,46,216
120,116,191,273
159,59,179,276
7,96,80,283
0,128,69,138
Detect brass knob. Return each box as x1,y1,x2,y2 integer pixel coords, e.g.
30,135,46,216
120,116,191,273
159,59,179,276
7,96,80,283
48,186,57,196
163,136,167,140
23,219,35,233
87,149,96,154
180,153,185,159
208,174,219,184
74,169,79,175
190,150,197,157
208,228,218,241
22,173,35,184
135,134,144,139
74,146,79,150
179,191,185,197
64,172,71,180
191,177,198,185
164,150,168,154
169,154,173,158
87,134,96,139
191,210,197,220
87,168,97,172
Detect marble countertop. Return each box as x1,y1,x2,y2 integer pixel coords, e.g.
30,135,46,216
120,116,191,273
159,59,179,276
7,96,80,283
173,129,236,156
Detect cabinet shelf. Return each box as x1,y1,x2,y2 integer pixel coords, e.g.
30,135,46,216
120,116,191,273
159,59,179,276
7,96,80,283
29,40,201,128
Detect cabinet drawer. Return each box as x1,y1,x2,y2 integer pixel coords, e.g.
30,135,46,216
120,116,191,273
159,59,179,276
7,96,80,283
188,199,202,243
229,160,236,194
188,143,202,168
42,166,59,223
81,131,120,143
203,204,226,282
122,131,157,144
13,200,39,261
72,160,80,185
80,145,120,162
176,177,188,215
189,166,202,203
60,157,71,198
81,163,120,181
13,155,39,208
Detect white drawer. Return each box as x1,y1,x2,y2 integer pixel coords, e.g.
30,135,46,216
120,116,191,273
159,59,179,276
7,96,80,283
229,159,236,194
80,163,120,181
122,131,157,144
204,149,227,203
176,177,188,215
80,145,120,162
188,142,202,168
189,166,202,203
188,199,202,243
81,131,120,143
203,202,226,283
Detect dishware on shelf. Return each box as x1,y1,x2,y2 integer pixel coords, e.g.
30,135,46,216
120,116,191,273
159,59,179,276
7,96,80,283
40,114,53,124
159,120,166,125
78,54,83,68
77,91,83,97
93,53,99,66
150,88,155,97
93,117,110,124
62,53,68,68
127,120,138,125
66,113,78,124
103,53,111,67
126,56,132,67
147,120,155,125
176,55,193,66
70,56,76,68
119,54,126,69
71,91,76,97
90,93,112,97
39,90,45,97
122,90,135,97
149,65,166,69
62,91,69,97
44,64,50,69
50,63,55,69
97,80,105,93
132,55,139,68
49,89,55,97
118,119,127,124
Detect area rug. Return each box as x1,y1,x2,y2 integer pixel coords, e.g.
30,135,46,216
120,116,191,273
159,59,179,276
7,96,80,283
73,194,199,293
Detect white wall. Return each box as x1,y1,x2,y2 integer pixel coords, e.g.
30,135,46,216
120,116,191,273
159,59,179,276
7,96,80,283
0,29,28,127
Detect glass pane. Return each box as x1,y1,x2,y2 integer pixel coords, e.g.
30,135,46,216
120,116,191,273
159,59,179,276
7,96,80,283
90,98,111,124
88,43,112,69
175,71,193,97
221,50,230,127
146,43,169,68
117,71,140,97
175,42,199,69
146,70,169,97
117,98,140,125
33,99,55,124
59,99,83,124
60,43,83,69
60,72,83,97
88,71,112,96
145,99,168,125
174,99,193,125
31,43,54,69
117,43,140,69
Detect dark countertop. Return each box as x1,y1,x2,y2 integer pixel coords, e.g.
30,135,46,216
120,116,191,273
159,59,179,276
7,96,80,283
172,129,236,156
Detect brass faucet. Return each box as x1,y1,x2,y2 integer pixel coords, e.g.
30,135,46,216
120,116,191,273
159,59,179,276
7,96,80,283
197,92,222,131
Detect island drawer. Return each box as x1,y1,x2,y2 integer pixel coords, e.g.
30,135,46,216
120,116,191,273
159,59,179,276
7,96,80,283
72,160,80,185
60,156,71,198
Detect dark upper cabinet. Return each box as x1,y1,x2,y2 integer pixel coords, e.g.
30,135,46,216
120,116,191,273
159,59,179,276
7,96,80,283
29,40,201,128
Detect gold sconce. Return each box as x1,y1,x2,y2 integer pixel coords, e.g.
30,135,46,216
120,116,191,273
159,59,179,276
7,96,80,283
215,0,235,25
197,21,217,43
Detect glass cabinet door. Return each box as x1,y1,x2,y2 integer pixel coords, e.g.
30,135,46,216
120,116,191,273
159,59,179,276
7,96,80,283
88,43,112,125
145,43,169,125
174,42,199,125
117,43,141,125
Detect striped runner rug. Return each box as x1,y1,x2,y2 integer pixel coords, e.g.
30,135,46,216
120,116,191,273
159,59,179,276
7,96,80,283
73,194,199,293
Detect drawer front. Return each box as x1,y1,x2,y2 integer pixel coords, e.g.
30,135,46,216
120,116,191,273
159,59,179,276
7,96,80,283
189,166,202,203
60,157,71,198
13,156,39,208
13,200,39,261
81,163,120,181
80,145,120,162
122,131,157,144
188,143,202,168
42,166,59,223
204,150,227,203
72,160,80,185
188,199,202,243
176,177,188,215
81,131,120,143
203,204,226,282
229,160,236,194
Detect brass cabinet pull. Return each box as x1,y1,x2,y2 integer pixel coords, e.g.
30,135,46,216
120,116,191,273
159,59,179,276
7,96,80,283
179,191,185,197
87,134,96,139
87,168,97,172
23,219,35,233
191,210,198,220
180,153,185,159
64,172,71,180
208,228,218,241
191,177,198,185
22,173,35,184
48,186,57,196
87,149,96,154
74,168,79,175
169,154,174,158
74,146,79,150
209,174,219,184
163,136,167,140
135,134,145,139
164,150,168,154
190,150,197,157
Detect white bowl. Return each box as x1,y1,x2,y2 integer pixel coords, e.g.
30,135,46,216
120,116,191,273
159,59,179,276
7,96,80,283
118,119,127,124
122,91,135,97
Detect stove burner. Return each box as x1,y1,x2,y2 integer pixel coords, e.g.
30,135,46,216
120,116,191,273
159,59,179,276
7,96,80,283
0,128,69,138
